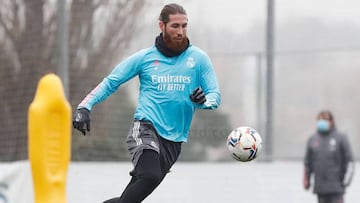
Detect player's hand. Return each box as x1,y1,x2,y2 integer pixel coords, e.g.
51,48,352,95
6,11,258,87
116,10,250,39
303,178,310,190
190,87,206,104
72,108,91,135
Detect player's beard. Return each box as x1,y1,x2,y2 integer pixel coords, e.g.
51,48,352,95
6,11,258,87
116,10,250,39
163,30,189,54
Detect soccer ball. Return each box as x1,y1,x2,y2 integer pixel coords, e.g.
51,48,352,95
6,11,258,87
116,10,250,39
226,126,263,162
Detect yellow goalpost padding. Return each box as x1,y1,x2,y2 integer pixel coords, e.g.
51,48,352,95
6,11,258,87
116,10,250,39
28,74,71,203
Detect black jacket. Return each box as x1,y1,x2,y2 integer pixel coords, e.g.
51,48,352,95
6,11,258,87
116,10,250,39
304,129,355,195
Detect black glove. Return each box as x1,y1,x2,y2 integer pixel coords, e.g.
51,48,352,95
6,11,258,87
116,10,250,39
190,87,206,104
73,108,91,135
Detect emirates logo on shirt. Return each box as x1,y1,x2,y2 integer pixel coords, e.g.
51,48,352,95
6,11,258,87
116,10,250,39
151,74,191,92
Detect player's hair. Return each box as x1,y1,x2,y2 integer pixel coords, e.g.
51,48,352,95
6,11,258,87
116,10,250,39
159,3,187,24
317,110,335,123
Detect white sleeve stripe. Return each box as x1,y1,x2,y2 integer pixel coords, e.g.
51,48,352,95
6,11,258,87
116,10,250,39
343,162,355,186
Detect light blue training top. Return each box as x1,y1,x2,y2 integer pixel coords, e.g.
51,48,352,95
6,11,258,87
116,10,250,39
78,44,221,142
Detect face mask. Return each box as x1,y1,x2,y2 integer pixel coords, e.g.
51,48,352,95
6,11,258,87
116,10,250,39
317,119,330,133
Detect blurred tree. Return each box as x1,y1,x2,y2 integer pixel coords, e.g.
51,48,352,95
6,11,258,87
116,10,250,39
0,0,147,161
0,0,232,161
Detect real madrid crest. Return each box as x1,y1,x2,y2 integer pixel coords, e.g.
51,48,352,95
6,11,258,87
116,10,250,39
186,57,195,68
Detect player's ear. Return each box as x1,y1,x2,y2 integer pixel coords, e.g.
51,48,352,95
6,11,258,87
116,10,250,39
159,21,165,32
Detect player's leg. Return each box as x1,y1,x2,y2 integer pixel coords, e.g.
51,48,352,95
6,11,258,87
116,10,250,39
318,194,344,203
332,194,343,203
103,150,165,203
102,176,137,203
103,120,181,203
118,149,164,202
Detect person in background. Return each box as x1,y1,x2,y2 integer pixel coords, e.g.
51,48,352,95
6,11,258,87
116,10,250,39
304,110,355,203
72,3,221,203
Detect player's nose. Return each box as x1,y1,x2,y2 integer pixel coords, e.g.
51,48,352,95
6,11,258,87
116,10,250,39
177,27,185,36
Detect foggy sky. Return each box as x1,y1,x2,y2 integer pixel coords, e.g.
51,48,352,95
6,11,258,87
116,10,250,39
160,0,360,34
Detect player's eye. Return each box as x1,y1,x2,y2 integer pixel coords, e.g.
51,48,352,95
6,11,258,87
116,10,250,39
171,24,180,28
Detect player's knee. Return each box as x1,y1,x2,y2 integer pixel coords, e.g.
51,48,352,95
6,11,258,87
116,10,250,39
140,170,162,187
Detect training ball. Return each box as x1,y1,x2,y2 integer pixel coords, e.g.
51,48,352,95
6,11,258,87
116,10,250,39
226,127,263,162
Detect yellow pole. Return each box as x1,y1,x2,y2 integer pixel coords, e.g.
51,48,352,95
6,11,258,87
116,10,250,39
28,74,71,203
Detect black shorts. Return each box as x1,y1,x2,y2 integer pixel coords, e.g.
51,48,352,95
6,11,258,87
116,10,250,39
126,120,182,174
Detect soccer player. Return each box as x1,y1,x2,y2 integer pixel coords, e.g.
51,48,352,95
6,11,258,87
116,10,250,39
72,3,221,203
304,110,355,203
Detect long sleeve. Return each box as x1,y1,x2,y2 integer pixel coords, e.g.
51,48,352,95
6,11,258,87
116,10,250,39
78,49,146,111
341,135,355,186
198,53,221,110
304,137,313,188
